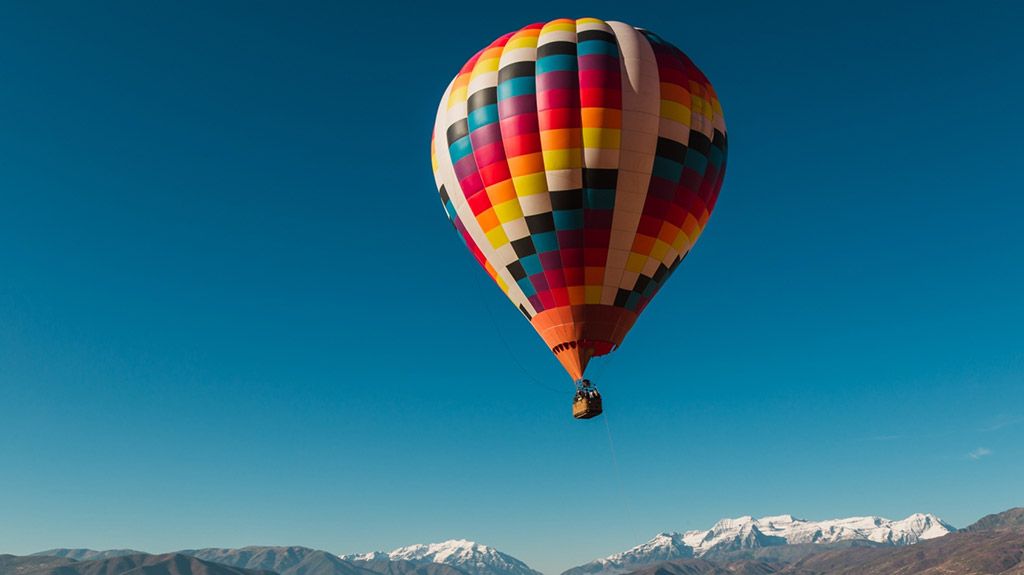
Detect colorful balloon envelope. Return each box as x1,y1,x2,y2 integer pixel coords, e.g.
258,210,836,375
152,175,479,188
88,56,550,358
431,18,727,382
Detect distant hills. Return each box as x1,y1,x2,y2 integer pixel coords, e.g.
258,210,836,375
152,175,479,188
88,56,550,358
4,507,1021,575
23,541,533,575
178,547,375,575
339,560,468,575
30,551,143,562
8,554,274,575
172,547,465,575
0,554,76,575
964,508,1024,532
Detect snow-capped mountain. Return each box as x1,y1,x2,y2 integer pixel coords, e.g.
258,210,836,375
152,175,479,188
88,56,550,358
712,513,954,548
344,540,542,575
561,513,955,575
344,551,390,562
560,533,695,575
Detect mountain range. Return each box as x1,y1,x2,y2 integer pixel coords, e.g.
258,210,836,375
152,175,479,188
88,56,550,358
343,539,542,575
562,512,955,575
612,511,1024,574
5,507,1022,575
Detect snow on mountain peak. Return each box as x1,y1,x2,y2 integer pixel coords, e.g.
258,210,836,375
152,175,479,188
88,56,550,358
388,539,512,565
344,539,541,575
711,516,753,529
759,514,797,526
342,551,389,562
570,532,693,575
560,512,955,575
608,532,688,560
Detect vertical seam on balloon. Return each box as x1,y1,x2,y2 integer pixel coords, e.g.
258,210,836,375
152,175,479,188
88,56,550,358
535,18,585,314
431,81,498,286
628,31,728,313
674,44,727,232
435,58,538,317
576,17,623,314
478,27,554,314
631,29,692,312
494,24,566,317
532,18,586,374
601,22,660,308
572,17,625,374
432,81,504,294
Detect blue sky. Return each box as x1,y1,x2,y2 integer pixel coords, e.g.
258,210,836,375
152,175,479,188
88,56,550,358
1,1,1022,574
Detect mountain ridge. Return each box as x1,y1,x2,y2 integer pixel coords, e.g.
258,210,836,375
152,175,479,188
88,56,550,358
30,552,141,562
9,553,277,575
16,508,1021,575
343,540,540,575
964,508,1024,532
592,523,1024,574
561,512,955,575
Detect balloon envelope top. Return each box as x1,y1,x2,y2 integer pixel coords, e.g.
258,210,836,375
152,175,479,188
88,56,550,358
430,18,727,381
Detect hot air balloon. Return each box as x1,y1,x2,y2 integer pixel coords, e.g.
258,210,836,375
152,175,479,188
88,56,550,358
430,18,727,418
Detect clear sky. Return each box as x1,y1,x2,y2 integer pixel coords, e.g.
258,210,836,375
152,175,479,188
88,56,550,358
1,1,1022,574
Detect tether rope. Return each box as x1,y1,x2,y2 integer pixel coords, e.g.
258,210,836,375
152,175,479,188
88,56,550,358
472,273,564,396
603,410,640,544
